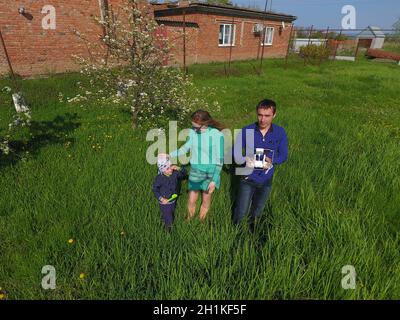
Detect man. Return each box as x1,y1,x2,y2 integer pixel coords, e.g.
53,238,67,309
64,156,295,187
233,99,288,230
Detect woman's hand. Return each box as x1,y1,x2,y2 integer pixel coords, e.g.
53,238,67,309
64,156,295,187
207,181,216,194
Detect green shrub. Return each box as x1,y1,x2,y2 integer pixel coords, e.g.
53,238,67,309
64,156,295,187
299,44,331,60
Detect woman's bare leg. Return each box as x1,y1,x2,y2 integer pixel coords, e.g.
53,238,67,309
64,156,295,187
199,191,213,221
187,190,199,221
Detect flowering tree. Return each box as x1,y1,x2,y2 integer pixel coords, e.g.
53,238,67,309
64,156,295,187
69,0,219,129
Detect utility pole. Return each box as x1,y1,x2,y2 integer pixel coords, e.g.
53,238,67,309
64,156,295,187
258,0,269,75
183,9,187,77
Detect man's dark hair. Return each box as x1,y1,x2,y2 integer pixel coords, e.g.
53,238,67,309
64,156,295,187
256,99,277,114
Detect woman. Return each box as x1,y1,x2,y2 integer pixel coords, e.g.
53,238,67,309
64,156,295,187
168,110,225,221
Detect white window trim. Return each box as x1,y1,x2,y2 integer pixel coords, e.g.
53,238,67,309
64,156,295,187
219,23,236,47
262,26,274,46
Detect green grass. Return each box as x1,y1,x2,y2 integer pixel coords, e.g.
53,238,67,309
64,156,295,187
383,40,400,54
1,57,399,299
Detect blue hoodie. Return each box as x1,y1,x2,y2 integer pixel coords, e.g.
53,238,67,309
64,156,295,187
233,122,288,185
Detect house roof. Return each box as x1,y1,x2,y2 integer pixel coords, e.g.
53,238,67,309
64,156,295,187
357,26,386,39
156,19,199,28
152,2,297,22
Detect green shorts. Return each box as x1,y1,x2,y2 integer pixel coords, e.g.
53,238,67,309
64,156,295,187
188,167,221,191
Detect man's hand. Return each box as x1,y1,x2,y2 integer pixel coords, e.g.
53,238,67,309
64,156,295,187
263,157,273,170
245,156,255,168
160,197,169,205
207,181,216,194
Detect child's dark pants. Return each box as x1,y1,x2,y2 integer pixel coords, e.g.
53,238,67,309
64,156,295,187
159,201,176,228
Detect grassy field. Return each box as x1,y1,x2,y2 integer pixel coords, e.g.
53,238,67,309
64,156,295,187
0,57,399,299
383,39,400,54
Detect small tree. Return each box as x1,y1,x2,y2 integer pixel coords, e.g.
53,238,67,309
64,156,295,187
299,44,330,61
69,0,219,129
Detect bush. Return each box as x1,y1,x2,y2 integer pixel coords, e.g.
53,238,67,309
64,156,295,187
299,44,331,61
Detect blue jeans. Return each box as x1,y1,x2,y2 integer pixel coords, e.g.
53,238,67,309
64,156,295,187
233,177,273,225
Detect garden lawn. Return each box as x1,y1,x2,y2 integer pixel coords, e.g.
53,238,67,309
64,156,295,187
0,57,399,299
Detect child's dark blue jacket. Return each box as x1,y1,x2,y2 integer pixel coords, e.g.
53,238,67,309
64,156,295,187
152,167,187,202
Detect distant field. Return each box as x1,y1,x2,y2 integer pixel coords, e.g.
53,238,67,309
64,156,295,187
1,57,399,299
383,40,400,54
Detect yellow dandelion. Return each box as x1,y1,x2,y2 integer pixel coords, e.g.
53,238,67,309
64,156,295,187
68,238,75,244
79,273,86,280
0,288,6,300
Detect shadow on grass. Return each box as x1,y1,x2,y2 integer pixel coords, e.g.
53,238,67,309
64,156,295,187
0,112,81,169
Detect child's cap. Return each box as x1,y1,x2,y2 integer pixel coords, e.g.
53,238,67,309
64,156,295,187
157,154,171,174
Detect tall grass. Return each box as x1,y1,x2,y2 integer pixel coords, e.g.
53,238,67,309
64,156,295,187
0,58,399,299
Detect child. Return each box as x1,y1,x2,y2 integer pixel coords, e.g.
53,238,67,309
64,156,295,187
152,155,187,231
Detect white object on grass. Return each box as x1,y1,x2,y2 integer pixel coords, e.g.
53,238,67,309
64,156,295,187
12,92,29,113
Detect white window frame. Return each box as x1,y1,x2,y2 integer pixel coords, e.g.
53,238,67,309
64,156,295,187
219,23,236,47
262,27,274,46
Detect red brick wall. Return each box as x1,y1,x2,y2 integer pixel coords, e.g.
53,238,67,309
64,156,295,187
160,12,293,65
0,1,293,77
0,0,126,76
158,20,200,65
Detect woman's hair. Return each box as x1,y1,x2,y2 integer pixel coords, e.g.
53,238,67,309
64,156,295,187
191,109,225,131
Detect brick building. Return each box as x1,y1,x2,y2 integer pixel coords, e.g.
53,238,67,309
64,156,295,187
0,0,127,77
0,0,296,77
154,1,297,65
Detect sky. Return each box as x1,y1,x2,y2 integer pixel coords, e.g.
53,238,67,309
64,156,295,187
233,0,400,30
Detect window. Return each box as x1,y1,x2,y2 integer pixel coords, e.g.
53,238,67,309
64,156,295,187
263,27,274,45
219,24,236,46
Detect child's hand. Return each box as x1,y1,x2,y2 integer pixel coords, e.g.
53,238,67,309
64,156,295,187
158,153,169,158
160,197,169,205
171,165,180,171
